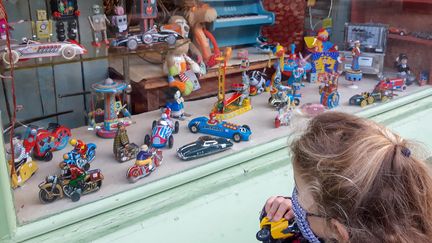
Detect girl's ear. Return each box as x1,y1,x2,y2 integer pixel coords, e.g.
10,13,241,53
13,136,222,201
330,218,349,242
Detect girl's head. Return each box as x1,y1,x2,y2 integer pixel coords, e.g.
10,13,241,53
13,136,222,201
291,112,432,243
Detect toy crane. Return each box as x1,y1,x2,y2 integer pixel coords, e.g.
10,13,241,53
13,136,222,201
212,48,252,120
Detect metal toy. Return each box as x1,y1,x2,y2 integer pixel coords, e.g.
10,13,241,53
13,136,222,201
126,145,163,183
319,72,340,109
165,88,189,120
22,123,71,161
188,115,251,143
113,122,139,163
7,137,38,189
134,0,158,33
395,53,416,85
91,78,132,138
345,40,363,88
88,4,110,47
177,136,233,161
62,139,96,170
111,5,128,37
274,103,293,128
144,113,179,149
39,163,103,203
50,0,80,42
32,10,53,41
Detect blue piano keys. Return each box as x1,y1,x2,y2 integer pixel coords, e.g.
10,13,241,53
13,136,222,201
202,0,275,47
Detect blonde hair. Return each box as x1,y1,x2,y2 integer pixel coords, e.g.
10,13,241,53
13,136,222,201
291,112,432,242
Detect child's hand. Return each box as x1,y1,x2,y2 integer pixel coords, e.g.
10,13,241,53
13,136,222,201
264,196,294,222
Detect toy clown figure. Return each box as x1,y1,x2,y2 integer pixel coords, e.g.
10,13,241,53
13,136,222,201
88,4,110,47
313,28,337,52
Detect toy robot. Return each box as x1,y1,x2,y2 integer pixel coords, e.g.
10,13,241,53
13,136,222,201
111,5,128,37
135,0,158,32
32,10,53,41
88,4,110,47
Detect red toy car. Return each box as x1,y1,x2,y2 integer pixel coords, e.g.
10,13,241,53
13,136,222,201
376,77,407,91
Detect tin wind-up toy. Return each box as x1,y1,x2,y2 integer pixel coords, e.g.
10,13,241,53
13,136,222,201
91,78,132,138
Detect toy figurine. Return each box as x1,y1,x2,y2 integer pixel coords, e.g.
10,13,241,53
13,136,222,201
113,122,139,163
249,70,268,96
165,88,190,120
177,136,233,161
62,139,96,170
144,113,180,149
111,5,128,37
188,116,252,143
32,10,53,41
22,123,71,161
126,146,163,183
395,53,416,85
269,64,301,107
50,0,80,42
39,163,103,203
274,103,293,128
419,71,429,86
88,4,110,47
133,0,158,33
238,71,251,106
7,137,38,189
319,72,340,109
345,40,363,88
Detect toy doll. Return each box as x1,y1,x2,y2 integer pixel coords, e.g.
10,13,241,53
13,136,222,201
111,5,128,37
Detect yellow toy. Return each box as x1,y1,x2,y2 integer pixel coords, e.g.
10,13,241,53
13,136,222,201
256,216,297,242
32,10,53,41
7,137,38,189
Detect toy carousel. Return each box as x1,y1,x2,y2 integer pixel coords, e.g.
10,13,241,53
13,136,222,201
90,78,132,138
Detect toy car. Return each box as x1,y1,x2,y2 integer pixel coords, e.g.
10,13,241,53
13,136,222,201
256,210,301,243
376,77,407,91
188,116,251,143
177,136,233,161
349,92,375,107
144,117,180,149
127,148,163,183
2,38,87,65
389,27,409,36
110,27,182,50
22,123,71,161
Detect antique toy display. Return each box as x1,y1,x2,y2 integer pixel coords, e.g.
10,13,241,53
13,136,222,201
1,39,87,65
39,163,104,203
31,10,53,41
274,103,293,128
144,112,180,149
127,145,163,183
50,0,80,42
345,40,363,87
62,139,96,171
111,5,128,37
22,123,71,161
111,26,182,50
7,137,38,189
177,136,233,161
319,72,340,109
395,53,416,85
113,122,139,163
165,88,190,120
91,78,132,138
188,115,251,143
88,4,110,47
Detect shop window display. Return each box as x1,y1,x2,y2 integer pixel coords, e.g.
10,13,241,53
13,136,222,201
0,0,431,241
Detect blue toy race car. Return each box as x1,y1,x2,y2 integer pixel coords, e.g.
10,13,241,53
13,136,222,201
144,118,180,149
188,117,251,142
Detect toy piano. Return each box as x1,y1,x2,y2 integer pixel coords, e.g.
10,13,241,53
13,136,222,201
202,0,275,47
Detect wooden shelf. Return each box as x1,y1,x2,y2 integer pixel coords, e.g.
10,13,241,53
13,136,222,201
388,33,432,46
403,0,432,4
